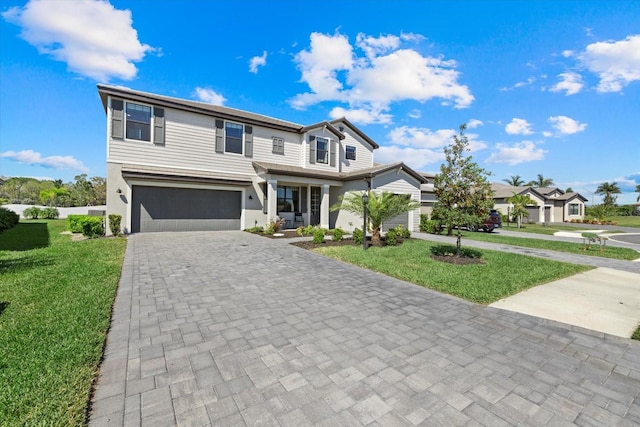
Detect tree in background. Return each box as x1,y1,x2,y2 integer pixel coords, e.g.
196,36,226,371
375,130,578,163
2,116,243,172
0,175,107,206
526,174,555,187
507,192,537,228
502,175,525,186
331,191,419,246
565,187,573,193
595,182,621,206
433,124,494,256
635,184,640,203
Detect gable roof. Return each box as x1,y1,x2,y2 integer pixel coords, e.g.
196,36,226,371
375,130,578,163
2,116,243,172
490,183,587,203
253,161,427,184
97,85,379,148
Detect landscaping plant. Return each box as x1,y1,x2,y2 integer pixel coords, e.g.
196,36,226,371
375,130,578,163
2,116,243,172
332,227,345,241
108,214,122,236
22,206,42,219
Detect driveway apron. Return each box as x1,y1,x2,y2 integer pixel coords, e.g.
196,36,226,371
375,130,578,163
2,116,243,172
90,231,640,426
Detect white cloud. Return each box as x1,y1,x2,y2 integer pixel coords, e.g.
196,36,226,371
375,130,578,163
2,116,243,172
375,145,445,171
505,118,534,135
562,50,574,58
578,35,640,92
329,106,392,125
290,32,473,123
467,119,483,129
249,51,267,74
408,109,421,119
499,76,536,91
550,72,584,95
194,87,226,105
548,115,587,135
0,149,89,172
381,125,487,171
2,0,154,81
486,141,547,165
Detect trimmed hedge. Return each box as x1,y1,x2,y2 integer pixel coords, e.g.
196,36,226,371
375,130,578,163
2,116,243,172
108,214,122,236
0,207,20,232
67,214,104,238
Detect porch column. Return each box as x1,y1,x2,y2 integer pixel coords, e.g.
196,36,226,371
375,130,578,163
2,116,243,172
267,179,278,221
320,184,330,229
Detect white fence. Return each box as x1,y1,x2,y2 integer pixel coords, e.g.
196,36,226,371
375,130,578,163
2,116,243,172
3,204,107,219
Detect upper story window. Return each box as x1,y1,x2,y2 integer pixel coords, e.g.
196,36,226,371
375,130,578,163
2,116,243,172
345,145,356,161
126,103,152,141
316,137,329,164
111,98,165,145
272,137,284,155
225,122,243,154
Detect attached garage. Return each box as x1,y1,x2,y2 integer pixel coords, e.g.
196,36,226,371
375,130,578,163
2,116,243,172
131,186,241,232
382,211,409,231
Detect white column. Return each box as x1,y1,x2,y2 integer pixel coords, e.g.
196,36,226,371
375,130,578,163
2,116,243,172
320,184,330,229
267,179,278,221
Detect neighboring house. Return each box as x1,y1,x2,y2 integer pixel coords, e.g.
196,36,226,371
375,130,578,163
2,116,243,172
98,85,425,234
490,183,587,223
419,172,436,218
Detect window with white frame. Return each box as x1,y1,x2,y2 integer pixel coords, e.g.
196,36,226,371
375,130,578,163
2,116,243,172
345,145,356,160
225,122,243,154
316,137,329,164
272,137,284,154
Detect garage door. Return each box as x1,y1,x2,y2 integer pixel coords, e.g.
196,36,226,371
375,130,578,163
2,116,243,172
131,186,241,232
382,211,409,231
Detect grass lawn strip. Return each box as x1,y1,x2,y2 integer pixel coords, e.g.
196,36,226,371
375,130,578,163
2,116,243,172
460,231,639,261
0,220,126,426
314,239,591,305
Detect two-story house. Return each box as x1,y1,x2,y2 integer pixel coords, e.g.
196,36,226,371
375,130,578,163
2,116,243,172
98,85,425,235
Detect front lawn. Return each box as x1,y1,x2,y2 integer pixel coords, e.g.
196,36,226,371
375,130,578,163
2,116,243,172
460,231,640,260
0,220,127,425
314,239,591,304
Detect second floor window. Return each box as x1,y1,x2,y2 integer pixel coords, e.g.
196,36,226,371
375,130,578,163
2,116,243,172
225,122,243,154
346,145,356,160
316,137,329,164
126,103,152,141
272,137,284,154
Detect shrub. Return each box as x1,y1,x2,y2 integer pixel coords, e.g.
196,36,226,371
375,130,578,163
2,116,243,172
393,224,411,239
245,226,264,233
419,214,429,232
264,217,285,235
108,214,122,236
41,207,59,219
23,206,42,219
296,224,314,237
352,228,364,245
385,228,398,246
81,216,104,238
0,207,19,232
332,227,344,241
67,215,88,233
312,227,325,244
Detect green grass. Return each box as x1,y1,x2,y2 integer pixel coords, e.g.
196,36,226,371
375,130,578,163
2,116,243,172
315,239,591,304
501,223,629,235
461,231,640,260
633,325,640,341
0,220,126,426
606,216,640,227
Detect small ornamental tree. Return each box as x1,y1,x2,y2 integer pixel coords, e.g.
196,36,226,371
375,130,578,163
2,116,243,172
433,124,493,256
507,192,537,228
595,181,621,207
331,191,419,246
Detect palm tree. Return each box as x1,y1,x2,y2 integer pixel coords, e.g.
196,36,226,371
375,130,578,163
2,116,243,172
507,192,537,228
636,184,640,202
502,175,525,187
526,174,554,187
595,182,621,206
331,191,420,245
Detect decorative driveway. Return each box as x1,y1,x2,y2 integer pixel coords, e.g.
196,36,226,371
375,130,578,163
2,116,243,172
90,231,640,426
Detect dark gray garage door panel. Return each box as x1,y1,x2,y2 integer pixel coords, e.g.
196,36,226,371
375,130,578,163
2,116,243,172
132,186,241,232
382,211,408,231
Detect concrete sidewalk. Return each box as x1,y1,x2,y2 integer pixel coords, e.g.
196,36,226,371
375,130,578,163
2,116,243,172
490,267,640,338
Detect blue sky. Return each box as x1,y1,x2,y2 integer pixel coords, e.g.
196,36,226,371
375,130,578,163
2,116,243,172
1,0,639,204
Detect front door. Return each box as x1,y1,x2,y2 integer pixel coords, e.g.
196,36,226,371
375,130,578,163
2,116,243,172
310,186,321,226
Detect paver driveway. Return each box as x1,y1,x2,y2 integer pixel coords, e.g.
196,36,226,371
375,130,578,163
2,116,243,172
90,231,640,426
